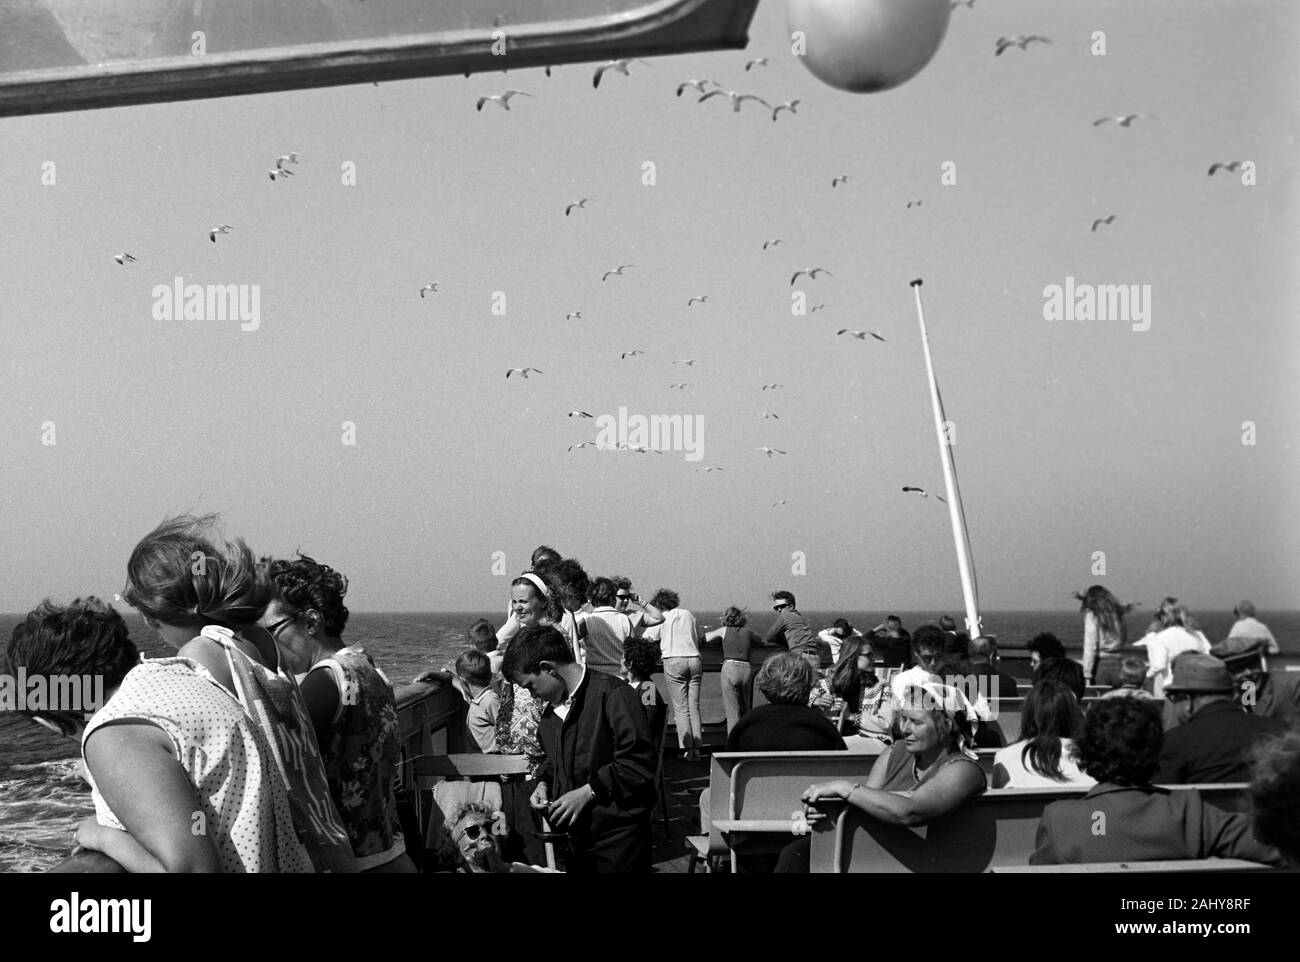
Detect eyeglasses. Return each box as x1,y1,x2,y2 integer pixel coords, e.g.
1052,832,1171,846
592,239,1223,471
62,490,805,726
773,603,789,611
616,595,631,602
454,821,489,843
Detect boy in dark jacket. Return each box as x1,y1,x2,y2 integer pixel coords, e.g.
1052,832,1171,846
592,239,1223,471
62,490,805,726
503,624,657,873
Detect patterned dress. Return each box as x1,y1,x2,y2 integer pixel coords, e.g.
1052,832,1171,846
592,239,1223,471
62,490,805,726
307,645,407,870
496,681,545,777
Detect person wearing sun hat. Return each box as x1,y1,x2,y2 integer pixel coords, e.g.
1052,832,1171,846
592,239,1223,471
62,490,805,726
1153,652,1285,785
1210,635,1300,729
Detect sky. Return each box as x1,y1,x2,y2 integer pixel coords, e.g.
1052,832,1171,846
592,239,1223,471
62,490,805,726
1,0,1297,615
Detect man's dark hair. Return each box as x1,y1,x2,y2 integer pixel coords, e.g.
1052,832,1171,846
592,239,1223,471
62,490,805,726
623,637,660,682
938,615,957,632
650,588,680,611
772,590,797,608
531,545,561,567
538,557,589,612
467,619,496,652
6,597,139,734
1034,656,1086,701
501,624,574,679
1249,731,1300,865
944,631,970,659
912,624,947,655
1075,697,1164,785
588,577,617,608
1026,632,1066,660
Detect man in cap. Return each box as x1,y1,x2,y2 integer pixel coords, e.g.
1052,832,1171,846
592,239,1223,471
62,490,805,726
1153,652,1285,785
1210,636,1300,729
1227,600,1278,655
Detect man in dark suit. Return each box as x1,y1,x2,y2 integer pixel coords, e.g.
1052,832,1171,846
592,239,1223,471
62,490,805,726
1211,636,1300,729
1154,653,1285,785
503,624,657,873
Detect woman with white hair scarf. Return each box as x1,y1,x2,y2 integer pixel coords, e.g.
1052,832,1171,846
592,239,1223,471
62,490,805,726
802,682,986,828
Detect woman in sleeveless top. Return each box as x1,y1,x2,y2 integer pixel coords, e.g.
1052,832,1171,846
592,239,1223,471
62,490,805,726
803,681,986,826
702,606,760,736
6,597,311,872
122,515,357,873
262,554,415,872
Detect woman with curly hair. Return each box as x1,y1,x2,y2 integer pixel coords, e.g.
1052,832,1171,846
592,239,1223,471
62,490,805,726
702,605,760,735
621,636,667,737
121,515,355,872
1248,731,1300,866
260,554,415,873
1075,585,1135,687
1029,697,1283,864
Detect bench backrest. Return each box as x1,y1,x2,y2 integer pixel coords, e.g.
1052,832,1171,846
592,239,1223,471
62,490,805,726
811,783,1250,873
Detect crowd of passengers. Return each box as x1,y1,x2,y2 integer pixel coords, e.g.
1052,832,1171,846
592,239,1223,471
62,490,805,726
5,521,1298,873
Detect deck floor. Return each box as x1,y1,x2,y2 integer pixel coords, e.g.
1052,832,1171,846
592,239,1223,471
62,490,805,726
650,753,712,873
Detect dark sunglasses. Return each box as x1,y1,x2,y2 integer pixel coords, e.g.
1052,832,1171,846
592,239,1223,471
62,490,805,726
773,603,789,611
616,595,632,601
455,821,488,842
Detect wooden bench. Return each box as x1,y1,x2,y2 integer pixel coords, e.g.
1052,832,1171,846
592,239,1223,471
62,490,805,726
810,783,1250,873
991,859,1275,873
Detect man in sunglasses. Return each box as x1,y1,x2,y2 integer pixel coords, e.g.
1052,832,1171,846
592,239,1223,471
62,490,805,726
762,590,819,667
611,575,664,639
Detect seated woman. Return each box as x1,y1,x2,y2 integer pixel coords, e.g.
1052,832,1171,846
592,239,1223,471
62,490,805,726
261,554,415,873
622,636,668,739
6,597,311,872
730,651,846,753
809,635,896,745
1029,697,1284,865
992,679,1095,789
122,515,355,872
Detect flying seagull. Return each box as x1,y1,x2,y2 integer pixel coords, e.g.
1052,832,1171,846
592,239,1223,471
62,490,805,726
698,466,724,472
791,267,833,285
687,296,709,306
568,441,599,451
995,35,1051,55
668,383,689,390
565,311,583,320
621,443,662,455
770,100,801,122
477,90,533,111
567,411,594,418
673,359,701,366
113,252,137,265
565,198,594,216
209,224,233,243
759,411,780,420
275,152,301,170
838,329,886,342
602,265,633,281
268,167,295,180
593,59,651,88
1091,215,1117,232
772,499,789,506
744,57,770,71
809,304,826,313
831,175,850,188
1092,114,1146,127
1208,161,1246,176
760,383,784,391
419,283,440,298
902,486,947,503
757,446,787,457
907,200,923,209
762,239,784,250
676,79,718,97
698,90,773,114
505,367,543,378
621,350,645,359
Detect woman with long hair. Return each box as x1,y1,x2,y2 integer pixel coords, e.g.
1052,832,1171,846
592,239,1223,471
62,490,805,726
1139,597,1210,697
1076,585,1134,687
121,514,356,872
702,605,760,735
992,679,1094,788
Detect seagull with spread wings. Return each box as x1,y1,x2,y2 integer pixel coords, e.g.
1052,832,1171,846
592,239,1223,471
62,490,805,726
506,367,543,379
565,311,583,320
268,167,295,181
1091,215,1116,232
593,59,651,88
770,100,801,122
602,265,633,281
902,486,947,503
698,89,772,114
676,78,719,97
1208,161,1247,176
568,441,599,451
791,267,833,285
419,283,440,298
209,224,233,243
673,359,701,366
275,152,301,170
831,174,850,188
114,252,137,265
760,383,784,391
838,329,886,342
565,198,594,216
567,411,593,418
621,350,645,360
687,296,710,307
757,446,787,457
995,35,1051,55
476,90,533,111
745,57,771,70
1092,114,1147,127
762,238,784,251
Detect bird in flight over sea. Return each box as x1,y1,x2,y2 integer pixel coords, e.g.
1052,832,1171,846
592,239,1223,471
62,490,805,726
907,200,923,209
698,466,724,472
565,198,594,216
1091,215,1117,232
762,239,784,251
209,224,233,243
477,90,533,111
676,78,718,97
745,57,771,70
567,410,593,418
568,441,599,451
673,359,701,366
687,296,710,306
275,152,301,170
669,383,689,390
621,349,645,359
757,446,787,457
593,59,651,88
902,486,947,503
1208,160,1246,176
621,443,662,455
995,35,1051,55
268,167,295,180
761,383,784,391
114,252,137,265
1092,114,1147,127
565,311,583,320
419,283,440,298
831,174,850,188
759,411,780,420
506,367,543,378
838,329,886,342
698,90,772,113
772,499,789,506
770,100,801,122
791,267,833,285
602,265,633,281
809,304,825,313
